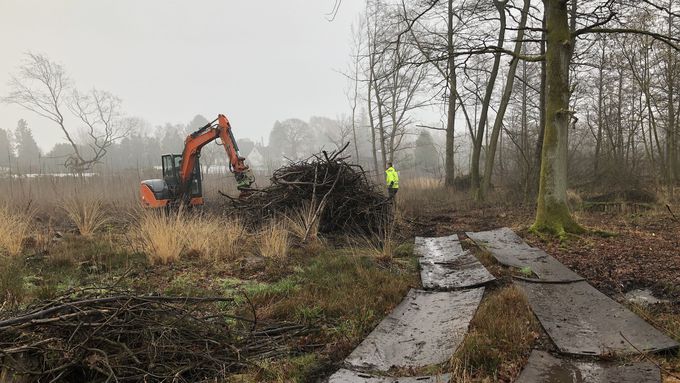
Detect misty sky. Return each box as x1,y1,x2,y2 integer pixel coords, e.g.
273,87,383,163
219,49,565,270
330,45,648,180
0,0,364,151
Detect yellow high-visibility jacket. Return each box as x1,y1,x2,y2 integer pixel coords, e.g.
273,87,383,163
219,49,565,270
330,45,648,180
385,167,399,189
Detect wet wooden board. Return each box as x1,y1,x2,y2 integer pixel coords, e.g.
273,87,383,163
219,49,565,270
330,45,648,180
516,350,660,383
415,235,494,289
414,235,462,261
419,250,495,289
466,228,582,282
345,288,484,371
327,369,451,383
517,280,679,356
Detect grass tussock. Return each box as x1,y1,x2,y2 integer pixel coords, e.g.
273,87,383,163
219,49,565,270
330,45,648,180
0,205,32,257
0,256,25,309
627,303,680,378
184,214,246,261
133,210,250,264
258,221,290,259
61,197,110,236
451,285,539,380
134,210,187,265
354,215,399,262
285,201,323,244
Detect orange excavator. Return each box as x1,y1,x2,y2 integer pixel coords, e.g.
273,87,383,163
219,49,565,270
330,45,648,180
140,114,254,208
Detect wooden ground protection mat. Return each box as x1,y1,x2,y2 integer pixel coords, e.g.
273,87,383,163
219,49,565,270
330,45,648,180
466,228,583,282
327,369,451,382
344,288,484,371
517,280,679,356
415,235,494,289
516,350,660,383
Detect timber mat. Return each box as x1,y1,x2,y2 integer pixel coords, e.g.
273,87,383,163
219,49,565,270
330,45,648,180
327,369,450,383
517,280,679,356
516,350,660,383
344,288,484,371
415,235,495,289
467,227,583,282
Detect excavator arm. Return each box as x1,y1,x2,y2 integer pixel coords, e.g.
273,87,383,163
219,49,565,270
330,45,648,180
178,114,254,196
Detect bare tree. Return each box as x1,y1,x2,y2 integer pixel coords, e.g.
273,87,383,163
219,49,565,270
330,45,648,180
481,0,531,199
3,53,131,173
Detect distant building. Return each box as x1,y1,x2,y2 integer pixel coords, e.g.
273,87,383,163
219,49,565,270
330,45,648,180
246,146,267,172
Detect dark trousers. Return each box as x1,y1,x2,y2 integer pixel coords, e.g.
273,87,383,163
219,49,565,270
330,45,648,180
388,187,398,199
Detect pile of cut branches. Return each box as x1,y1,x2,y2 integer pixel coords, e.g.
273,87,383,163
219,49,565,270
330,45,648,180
0,292,313,382
225,143,392,234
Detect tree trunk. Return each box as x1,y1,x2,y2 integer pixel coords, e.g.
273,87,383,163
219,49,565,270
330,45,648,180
481,0,530,198
470,0,506,199
531,0,584,235
522,57,531,201
667,4,676,200
594,42,604,175
531,8,548,198
367,68,381,180
444,0,457,187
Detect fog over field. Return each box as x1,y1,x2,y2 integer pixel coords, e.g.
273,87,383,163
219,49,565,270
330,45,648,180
0,0,364,151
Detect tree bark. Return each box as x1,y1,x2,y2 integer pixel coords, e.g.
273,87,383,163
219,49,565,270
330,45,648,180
531,7,548,198
481,0,530,198
444,0,457,187
595,42,605,175
532,0,584,235
470,0,506,200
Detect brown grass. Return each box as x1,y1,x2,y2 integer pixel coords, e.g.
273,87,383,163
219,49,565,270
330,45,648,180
450,285,539,381
61,197,110,236
0,170,269,212
353,215,399,262
258,221,290,259
184,214,246,260
0,205,32,256
133,210,187,264
132,210,249,264
397,178,476,217
285,201,323,244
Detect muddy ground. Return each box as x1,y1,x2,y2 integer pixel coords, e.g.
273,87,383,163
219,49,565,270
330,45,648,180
408,203,680,302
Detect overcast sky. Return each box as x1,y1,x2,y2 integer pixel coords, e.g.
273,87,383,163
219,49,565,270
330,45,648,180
0,0,364,152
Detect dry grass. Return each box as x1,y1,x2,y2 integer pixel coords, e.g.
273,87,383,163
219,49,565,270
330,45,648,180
397,178,475,217
285,201,323,244
133,210,187,265
61,197,110,236
258,221,290,259
0,205,33,257
0,170,271,211
133,210,249,264
450,285,539,381
353,214,399,262
184,214,246,260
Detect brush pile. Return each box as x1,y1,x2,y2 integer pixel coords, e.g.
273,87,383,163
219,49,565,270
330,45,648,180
0,293,313,382
225,143,392,234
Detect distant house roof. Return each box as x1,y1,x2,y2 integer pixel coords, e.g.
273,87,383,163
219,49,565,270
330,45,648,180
247,146,266,169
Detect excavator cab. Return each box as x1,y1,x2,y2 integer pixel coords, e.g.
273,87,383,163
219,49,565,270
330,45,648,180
140,154,203,208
